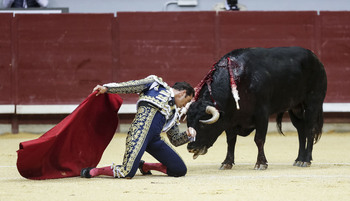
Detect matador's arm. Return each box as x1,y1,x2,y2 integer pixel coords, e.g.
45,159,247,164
166,125,192,147
103,75,167,94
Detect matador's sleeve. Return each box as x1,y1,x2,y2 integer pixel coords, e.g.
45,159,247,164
103,75,167,94
166,125,191,147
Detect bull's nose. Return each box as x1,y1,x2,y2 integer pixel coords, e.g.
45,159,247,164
187,142,195,150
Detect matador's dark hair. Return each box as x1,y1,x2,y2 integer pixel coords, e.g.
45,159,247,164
172,82,195,97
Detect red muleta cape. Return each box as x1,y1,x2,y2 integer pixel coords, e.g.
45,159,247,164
16,92,123,180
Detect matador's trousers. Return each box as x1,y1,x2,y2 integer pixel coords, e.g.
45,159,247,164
113,103,187,178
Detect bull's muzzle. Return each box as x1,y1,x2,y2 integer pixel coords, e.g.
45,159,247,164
188,146,208,159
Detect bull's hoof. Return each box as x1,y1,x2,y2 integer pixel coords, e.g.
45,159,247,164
254,163,268,170
293,161,311,167
219,164,233,170
293,161,302,166
301,162,311,167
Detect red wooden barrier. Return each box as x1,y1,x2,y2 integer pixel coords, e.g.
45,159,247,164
114,12,217,102
217,11,318,57
319,11,350,103
0,11,350,106
0,14,13,104
14,14,115,104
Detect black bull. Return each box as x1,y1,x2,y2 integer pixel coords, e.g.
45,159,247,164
186,47,327,170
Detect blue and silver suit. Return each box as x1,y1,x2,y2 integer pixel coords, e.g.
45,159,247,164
103,75,191,178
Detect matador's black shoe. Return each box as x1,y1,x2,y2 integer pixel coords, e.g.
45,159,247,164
80,167,94,178
139,160,152,175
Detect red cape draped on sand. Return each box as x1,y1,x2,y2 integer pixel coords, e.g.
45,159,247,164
16,92,123,180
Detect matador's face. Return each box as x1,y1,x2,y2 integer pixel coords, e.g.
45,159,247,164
174,90,193,108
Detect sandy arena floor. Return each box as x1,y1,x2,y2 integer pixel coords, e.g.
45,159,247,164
1,131,349,201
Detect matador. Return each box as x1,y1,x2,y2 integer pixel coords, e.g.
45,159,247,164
80,75,196,178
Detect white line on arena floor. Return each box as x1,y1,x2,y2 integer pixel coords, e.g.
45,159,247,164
1,163,350,181
2,162,350,168
0,177,23,181
1,175,349,181
189,162,350,166
200,174,350,180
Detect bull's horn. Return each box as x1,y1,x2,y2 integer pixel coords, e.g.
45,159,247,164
199,106,220,124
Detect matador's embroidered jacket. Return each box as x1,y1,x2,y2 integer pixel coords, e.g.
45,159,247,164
103,75,191,146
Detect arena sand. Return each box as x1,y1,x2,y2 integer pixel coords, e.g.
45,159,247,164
1,131,349,201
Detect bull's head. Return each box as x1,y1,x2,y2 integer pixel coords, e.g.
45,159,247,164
186,100,225,159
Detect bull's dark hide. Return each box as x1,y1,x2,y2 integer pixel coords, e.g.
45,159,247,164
187,47,327,170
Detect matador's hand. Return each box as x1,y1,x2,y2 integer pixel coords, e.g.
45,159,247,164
186,127,196,142
93,85,107,96
179,102,192,121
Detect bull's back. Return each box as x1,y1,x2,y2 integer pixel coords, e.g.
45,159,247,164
228,47,326,112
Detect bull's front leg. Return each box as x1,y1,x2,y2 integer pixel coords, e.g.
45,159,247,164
254,118,269,170
254,136,268,170
220,129,237,170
